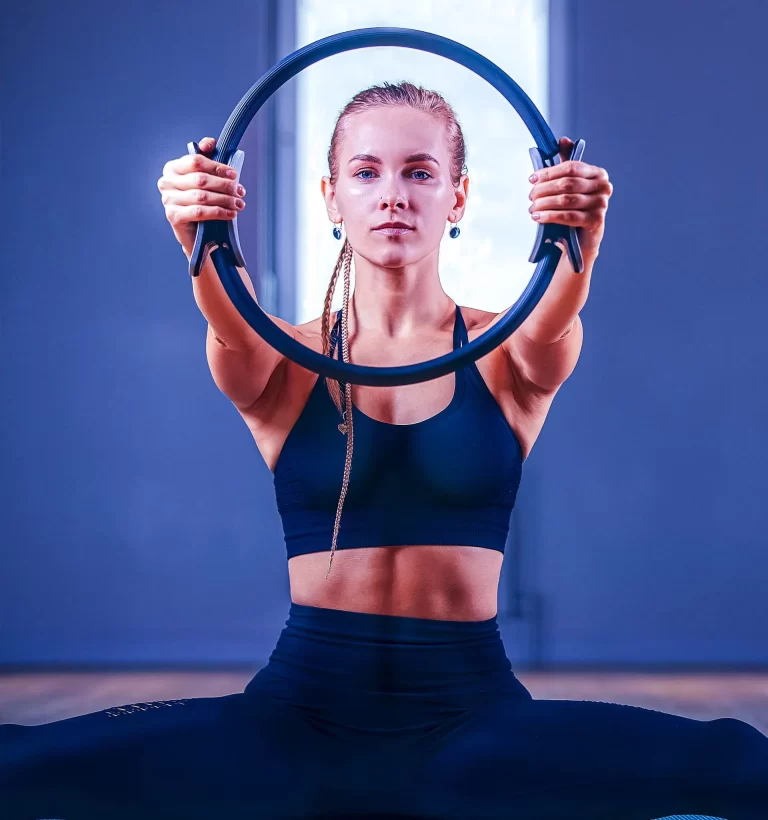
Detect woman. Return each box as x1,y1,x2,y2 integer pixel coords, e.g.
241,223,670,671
2,81,767,820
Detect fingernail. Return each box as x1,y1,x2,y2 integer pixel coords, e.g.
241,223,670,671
529,173,538,183
532,213,541,220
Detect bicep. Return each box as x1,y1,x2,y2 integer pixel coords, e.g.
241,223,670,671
206,319,292,413
503,316,584,392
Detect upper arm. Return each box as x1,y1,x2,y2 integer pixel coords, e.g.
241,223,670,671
205,316,295,413
503,315,584,392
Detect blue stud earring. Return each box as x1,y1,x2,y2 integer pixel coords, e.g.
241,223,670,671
449,222,461,239
333,222,342,240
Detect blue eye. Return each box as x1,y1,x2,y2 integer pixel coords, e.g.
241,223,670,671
354,169,432,180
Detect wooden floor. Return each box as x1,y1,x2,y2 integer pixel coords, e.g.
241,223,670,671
1,670,766,733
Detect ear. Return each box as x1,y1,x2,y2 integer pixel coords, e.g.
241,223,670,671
321,176,341,223
448,173,469,223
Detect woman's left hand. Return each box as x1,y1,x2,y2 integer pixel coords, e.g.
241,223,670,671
528,136,613,264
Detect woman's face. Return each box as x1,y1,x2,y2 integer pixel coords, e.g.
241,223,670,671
321,106,468,269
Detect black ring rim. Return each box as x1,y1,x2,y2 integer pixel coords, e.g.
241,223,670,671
205,27,564,387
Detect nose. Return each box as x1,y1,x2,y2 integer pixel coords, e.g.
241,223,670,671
379,189,407,211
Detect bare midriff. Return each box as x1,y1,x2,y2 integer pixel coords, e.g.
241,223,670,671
288,544,504,622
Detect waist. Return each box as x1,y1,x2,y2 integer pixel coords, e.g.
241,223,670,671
244,601,531,729
288,544,503,621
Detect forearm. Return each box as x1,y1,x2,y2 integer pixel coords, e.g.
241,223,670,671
518,246,595,344
186,246,261,351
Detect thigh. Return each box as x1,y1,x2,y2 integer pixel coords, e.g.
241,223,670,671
409,696,768,820
0,692,330,820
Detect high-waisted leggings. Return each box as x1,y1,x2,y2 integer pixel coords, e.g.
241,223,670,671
2,602,767,819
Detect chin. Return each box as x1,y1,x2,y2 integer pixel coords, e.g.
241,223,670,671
375,248,419,268
351,240,405,266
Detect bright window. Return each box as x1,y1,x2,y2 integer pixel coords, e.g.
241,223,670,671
295,0,549,323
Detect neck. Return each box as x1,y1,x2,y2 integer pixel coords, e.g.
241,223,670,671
345,247,455,338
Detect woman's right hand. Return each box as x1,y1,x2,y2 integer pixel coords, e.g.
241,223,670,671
157,137,246,256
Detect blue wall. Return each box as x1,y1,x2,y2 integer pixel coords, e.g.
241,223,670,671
0,0,290,666
507,0,768,666
1,0,766,668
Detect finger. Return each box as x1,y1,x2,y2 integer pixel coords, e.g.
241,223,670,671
199,136,217,156
184,150,237,178
558,136,574,163
177,203,240,223
164,154,238,190
529,192,595,213
530,160,604,186
164,154,237,179
166,186,245,212
530,208,597,227
163,166,243,199
529,175,602,201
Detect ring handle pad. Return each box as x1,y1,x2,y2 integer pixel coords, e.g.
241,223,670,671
186,141,247,277
528,138,586,273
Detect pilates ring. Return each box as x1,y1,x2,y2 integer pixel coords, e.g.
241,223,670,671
186,27,585,387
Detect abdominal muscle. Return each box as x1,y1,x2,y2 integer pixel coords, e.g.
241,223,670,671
288,544,504,622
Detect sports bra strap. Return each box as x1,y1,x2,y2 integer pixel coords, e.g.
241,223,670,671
453,303,469,347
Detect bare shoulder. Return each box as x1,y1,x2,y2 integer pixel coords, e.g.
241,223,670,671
459,302,562,410
458,302,529,392
292,313,324,347
234,312,327,466
459,305,500,334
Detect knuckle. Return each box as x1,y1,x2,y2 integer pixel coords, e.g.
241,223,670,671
193,205,205,220
196,172,207,188
195,188,207,203
192,153,205,170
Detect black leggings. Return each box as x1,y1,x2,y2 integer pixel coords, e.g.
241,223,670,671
2,602,767,819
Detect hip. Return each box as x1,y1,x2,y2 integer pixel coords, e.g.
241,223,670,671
244,600,532,733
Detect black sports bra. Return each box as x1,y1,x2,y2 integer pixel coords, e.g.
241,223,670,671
273,305,524,559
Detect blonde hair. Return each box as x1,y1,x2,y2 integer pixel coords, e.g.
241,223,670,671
321,81,468,578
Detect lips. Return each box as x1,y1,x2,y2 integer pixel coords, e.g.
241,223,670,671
373,222,413,234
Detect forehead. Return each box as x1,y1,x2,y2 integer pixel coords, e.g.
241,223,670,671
340,106,448,158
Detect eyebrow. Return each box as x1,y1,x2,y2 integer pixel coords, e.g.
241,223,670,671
347,152,441,166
